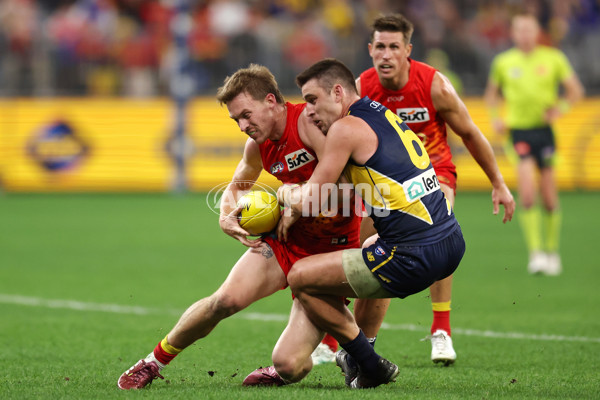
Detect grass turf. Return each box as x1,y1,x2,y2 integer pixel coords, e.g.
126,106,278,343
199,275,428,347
0,192,598,399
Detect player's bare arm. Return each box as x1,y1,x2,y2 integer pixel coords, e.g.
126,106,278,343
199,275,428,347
219,138,264,247
433,72,515,222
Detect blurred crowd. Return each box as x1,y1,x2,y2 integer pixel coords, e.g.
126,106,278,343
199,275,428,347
1,0,599,97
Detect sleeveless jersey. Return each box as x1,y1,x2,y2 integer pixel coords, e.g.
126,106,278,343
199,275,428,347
343,97,458,245
359,59,455,173
259,102,360,251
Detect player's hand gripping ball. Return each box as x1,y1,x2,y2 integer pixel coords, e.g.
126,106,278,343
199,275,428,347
237,191,281,236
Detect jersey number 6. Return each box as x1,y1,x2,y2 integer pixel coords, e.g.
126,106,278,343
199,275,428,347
385,109,430,170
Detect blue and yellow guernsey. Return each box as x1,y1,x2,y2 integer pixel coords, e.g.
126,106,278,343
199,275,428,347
343,97,459,245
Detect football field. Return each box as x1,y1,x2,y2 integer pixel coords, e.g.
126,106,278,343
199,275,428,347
1,192,598,399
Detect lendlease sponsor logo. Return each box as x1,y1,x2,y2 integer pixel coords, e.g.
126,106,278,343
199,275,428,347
402,168,440,202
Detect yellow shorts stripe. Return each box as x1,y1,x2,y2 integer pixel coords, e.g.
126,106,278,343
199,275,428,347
371,246,397,273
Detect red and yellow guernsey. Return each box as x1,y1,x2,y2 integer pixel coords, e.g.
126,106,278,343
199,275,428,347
359,59,456,186
258,102,360,252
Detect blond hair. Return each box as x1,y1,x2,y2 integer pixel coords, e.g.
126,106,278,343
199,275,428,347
216,64,285,105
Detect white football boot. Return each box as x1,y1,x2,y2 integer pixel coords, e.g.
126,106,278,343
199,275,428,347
430,329,456,366
311,342,336,365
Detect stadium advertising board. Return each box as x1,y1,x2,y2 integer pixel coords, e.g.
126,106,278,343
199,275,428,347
0,98,598,192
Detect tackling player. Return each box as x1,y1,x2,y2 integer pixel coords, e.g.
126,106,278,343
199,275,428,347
280,58,466,388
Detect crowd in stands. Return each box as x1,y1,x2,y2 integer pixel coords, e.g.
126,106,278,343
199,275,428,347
1,0,599,97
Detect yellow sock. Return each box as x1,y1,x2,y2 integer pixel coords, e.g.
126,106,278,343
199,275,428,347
432,301,451,312
152,335,183,365
519,207,542,252
161,336,183,355
543,210,562,252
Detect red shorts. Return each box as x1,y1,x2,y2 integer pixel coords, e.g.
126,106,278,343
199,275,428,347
263,235,358,289
263,236,311,283
433,163,457,192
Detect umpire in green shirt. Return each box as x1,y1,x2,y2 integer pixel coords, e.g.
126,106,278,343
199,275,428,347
484,12,584,276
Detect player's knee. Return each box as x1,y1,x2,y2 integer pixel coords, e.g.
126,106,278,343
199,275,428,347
273,353,311,383
287,263,309,293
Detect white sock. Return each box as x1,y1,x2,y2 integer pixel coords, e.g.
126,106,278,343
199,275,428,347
144,351,166,370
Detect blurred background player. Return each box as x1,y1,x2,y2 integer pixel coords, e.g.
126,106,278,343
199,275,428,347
484,12,584,276
352,14,515,366
117,64,361,389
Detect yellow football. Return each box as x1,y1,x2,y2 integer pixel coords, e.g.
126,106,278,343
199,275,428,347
237,191,281,236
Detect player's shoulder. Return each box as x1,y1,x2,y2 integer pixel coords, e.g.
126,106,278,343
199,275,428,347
285,101,307,120
411,58,436,72
331,114,369,140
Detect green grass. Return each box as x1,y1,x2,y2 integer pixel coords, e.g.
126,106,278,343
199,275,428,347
1,192,599,399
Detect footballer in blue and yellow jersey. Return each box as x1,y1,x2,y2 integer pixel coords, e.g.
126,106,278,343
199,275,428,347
344,97,457,246
342,97,465,298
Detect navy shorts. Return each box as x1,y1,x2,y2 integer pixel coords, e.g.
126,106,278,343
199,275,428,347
510,126,556,168
361,225,465,298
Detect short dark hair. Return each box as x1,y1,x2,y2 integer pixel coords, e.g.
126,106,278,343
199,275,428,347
295,58,358,95
371,14,414,44
216,64,285,106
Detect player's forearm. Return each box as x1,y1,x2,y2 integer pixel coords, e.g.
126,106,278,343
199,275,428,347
463,133,506,188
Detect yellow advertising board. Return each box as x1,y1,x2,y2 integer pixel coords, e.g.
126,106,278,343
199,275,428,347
0,98,599,192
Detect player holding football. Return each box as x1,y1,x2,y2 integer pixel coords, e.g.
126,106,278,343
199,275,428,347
117,64,361,390
348,14,515,367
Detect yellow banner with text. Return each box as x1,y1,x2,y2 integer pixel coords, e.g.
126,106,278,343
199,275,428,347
0,98,598,192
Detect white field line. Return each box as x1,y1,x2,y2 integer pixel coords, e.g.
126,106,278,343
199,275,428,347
2,294,599,344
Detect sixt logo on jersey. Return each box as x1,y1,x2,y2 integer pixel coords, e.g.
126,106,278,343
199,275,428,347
396,108,430,123
285,149,315,171
402,168,440,202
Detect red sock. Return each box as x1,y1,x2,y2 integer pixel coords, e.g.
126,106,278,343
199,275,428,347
431,310,451,336
321,333,338,352
153,337,182,365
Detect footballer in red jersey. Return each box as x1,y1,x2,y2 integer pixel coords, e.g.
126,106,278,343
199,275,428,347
349,14,514,367
117,65,360,390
